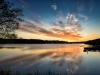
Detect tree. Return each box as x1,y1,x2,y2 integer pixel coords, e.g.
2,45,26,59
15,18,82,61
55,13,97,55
0,0,23,39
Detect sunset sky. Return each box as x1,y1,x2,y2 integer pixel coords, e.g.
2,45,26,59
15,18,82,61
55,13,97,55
8,0,100,42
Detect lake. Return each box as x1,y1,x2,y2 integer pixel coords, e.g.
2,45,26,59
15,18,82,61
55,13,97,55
0,44,100,75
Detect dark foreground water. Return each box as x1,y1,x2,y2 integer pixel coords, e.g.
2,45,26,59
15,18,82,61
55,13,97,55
0,44,100,75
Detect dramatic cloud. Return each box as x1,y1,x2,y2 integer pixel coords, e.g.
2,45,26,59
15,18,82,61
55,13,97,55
18,21,53,35
18,13,84,41
52,13,82,31
51,13,83,39
79,14,88,21
51,4,57,10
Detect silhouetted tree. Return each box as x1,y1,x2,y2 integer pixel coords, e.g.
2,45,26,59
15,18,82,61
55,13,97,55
0,0,23,39
85,38,100,45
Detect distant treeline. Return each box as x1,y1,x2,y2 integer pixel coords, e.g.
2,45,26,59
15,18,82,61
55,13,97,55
85,38,100,45
0,38,68,44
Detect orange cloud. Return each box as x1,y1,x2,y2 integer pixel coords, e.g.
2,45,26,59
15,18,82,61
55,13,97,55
18,13,84,41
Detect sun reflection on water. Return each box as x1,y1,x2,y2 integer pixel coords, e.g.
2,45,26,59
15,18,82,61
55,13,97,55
0,44,84,74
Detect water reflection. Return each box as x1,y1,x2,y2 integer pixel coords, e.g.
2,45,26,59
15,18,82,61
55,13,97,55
0,47,22,49
0,44,83,74
84,45,100,53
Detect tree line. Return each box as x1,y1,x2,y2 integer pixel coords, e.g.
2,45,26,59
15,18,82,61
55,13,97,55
0,38,68,44
85,38,100,45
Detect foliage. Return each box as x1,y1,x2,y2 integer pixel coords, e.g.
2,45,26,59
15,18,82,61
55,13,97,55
0,0,23,39
85,38,100,45
0,67,68,75
0,39,68,44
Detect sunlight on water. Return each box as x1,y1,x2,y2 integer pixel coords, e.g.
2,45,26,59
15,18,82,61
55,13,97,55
0,44,100,75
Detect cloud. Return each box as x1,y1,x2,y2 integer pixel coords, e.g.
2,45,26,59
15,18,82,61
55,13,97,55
51,13,83,40
18,21,57,40
76,0,85,12
18,0,28,8
77,6,84,12
29,16,44,25
51,4,57,10
52,13,83,32
79,14,88,21
51,26,82,40
18,13,84,41
90,5,94,12
89,0,95,12
18,21,52,35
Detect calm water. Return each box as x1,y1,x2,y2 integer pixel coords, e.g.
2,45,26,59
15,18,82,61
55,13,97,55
0,44,100,75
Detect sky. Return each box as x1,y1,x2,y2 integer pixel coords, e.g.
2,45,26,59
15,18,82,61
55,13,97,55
8,0,100,42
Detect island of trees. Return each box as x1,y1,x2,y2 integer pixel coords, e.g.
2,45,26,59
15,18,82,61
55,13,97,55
85,38,100,45
84,38,100,52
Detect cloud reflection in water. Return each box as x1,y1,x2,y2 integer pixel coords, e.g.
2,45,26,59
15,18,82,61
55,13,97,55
0,44,83,74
